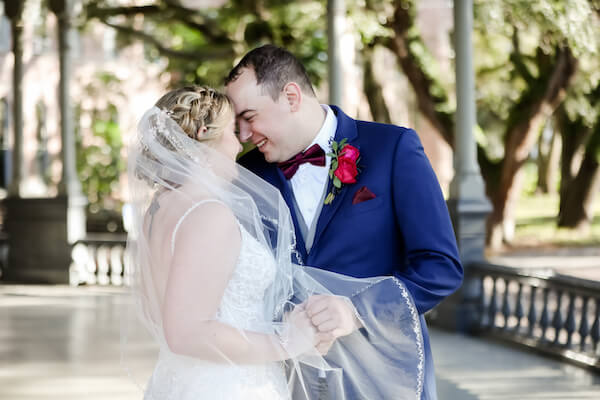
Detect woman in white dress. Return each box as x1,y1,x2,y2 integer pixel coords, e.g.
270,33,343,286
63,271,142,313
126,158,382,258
127,86,323,399
126,86,426,400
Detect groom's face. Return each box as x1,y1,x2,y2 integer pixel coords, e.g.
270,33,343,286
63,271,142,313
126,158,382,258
225,68,296,163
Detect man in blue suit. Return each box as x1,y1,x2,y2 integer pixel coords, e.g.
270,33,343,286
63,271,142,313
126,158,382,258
225,44,463,399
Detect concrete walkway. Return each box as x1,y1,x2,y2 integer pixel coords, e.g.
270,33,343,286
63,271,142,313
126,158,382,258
0,284,598,399
431,329,600,399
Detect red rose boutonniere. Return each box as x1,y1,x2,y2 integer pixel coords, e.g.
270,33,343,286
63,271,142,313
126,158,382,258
324,139,361,205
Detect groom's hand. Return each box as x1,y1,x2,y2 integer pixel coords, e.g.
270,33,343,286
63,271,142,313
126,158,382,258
305,295,363,341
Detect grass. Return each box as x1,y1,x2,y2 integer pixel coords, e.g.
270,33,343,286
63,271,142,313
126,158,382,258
513,192,600,248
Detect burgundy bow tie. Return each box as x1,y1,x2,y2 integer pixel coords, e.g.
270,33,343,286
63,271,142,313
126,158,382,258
278,144,326,179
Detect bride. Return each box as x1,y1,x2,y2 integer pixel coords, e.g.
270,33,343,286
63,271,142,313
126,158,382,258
125,86,425,399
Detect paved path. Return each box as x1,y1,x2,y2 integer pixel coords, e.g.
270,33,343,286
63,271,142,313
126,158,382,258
0,284,598,399
0,285,151,400
431,329,600,399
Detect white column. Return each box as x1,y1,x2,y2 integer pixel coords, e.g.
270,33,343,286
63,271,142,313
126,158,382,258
449,0,488,202
439,0,492,333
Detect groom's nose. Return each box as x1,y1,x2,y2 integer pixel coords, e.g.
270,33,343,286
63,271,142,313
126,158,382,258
238,124,253,142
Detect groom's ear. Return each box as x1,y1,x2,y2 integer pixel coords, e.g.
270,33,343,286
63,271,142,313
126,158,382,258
282,82,302,112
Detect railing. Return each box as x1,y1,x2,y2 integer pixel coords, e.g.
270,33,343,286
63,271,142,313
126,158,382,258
469,262,600,371
69,234,131,286
67,238,600,370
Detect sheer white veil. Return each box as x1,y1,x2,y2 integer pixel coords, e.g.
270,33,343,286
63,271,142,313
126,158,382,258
123,105,425,399
129,106,298,333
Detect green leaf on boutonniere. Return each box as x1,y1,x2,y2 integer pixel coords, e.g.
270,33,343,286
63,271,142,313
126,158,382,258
333,176,342,189
331,160,338,170
340,138,348,147
324,192,335,205
332,141,338,152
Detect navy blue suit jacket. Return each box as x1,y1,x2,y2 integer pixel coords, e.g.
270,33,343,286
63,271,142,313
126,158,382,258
240,106,463,399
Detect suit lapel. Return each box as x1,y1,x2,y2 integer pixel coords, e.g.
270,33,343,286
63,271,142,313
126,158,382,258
311,106,359,252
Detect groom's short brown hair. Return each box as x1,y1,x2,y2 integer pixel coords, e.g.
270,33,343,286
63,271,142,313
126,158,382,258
225,44,316,100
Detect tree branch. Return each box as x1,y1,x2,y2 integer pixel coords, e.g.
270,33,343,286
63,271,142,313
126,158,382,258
102,20,234,61
383,1,455,147
86,3,233,46
86,4,164,19
504,46,577,166
362,45,391,124
161,0,234,44
590,0,600,17
489,44,577,228
509,28,535,84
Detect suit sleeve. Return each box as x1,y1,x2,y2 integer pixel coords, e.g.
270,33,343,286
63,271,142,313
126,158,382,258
391,129,463,314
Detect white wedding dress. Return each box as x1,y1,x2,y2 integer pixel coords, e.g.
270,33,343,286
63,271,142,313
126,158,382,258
143,201,290,400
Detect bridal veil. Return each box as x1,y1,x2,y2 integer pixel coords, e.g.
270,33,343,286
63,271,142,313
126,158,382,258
123,106,425,399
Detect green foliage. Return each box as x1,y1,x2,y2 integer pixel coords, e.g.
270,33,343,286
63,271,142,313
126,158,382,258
472,0,600,161
350,0,393,46
79,0,600,230
83,0,328,88
475,0,598,56
563,59,600,128
75,72,126,214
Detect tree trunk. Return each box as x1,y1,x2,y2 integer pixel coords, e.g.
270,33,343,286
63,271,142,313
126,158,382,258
557,106,590,207
536,120,561,194
382,0,500,201
558,122,600,229
380,1,581,248
487,47,578,248
362,46,391,124
50,0,84,197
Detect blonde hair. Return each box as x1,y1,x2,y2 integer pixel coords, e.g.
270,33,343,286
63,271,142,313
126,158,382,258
155,85,234,144
136,86,234,188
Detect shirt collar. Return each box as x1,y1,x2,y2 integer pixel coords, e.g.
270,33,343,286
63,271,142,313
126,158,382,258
305,104,337,154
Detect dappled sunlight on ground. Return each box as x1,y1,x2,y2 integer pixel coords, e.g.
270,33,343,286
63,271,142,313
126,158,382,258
511,193,600,248
487,192,600,282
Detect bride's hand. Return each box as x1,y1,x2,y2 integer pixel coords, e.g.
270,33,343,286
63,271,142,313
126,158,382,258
315,331,336,355
281,305,318,358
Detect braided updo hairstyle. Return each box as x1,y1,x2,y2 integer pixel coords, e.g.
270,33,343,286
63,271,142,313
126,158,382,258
135,86,235,188
154,85,234,144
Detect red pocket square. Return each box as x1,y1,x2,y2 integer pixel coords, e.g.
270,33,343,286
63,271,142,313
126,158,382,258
352,186,376,205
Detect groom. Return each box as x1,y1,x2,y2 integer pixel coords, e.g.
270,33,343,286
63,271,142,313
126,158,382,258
225,44,462,399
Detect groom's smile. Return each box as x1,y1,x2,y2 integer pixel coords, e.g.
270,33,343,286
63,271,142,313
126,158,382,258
253,137,272,159
226,68,296,163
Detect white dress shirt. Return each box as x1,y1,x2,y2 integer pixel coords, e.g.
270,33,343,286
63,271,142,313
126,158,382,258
290,105,337,228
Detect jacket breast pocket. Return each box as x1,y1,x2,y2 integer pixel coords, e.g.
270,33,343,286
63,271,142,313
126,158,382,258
346,196,383,215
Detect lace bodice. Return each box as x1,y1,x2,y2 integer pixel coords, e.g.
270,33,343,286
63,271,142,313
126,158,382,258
144,201,288,400
215,221,278,330
169,200,278,329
